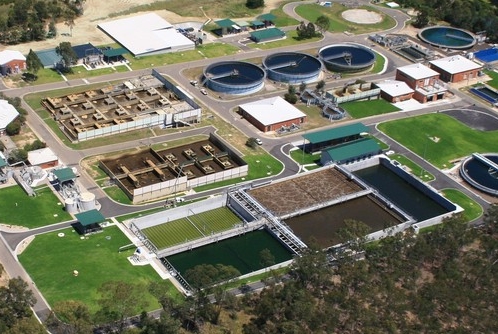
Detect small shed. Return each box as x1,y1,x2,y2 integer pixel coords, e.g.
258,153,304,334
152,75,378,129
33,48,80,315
53,167,77,184
27,147,59,169
250,28,285,43
74,209,105,234
102,47,128,62
376,80,414,103
258,13,276,26
214,18,238,36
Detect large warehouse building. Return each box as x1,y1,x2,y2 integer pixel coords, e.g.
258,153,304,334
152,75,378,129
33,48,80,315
98,13,195,57
238,96,306,133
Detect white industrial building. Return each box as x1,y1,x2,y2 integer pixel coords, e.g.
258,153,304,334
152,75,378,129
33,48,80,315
0,99,20,134
98,13,195,57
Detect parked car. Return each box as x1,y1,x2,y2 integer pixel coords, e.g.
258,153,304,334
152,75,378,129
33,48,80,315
200,88,208,95
255,138,263,145
190,80,198,86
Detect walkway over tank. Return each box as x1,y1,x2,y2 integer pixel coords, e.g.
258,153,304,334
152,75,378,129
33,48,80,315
472,153,498,173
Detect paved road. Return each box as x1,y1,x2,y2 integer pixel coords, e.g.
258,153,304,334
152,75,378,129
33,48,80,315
0,1,491,323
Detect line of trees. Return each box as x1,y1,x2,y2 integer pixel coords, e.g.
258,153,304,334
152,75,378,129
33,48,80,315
0,0,84,45
398,0,498,41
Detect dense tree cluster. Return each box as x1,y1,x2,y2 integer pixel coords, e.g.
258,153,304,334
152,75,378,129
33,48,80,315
296,21,317,40
0,0,84,45
246,0,265,9
396,0,498,41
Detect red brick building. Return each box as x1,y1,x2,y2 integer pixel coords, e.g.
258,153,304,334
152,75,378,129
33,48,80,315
429,55,482,84
238,96,307,133
0,50,26,75
395,63,448,103
376,80,414,103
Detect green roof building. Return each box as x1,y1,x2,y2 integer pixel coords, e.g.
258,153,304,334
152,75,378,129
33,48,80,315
303,123,370,153
250,28,285,43
320,138,381,165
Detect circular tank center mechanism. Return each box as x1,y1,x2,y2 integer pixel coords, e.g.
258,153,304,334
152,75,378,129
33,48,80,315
319,44,375,73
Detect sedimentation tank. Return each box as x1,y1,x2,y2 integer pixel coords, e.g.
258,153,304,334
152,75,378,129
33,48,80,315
460,153,498,196
419,26,476,49
319,44,376,73
203,61,265,95
263,52,322,84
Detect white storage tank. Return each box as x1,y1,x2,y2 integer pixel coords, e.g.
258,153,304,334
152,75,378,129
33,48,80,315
65,198,78,214
79,192,96,211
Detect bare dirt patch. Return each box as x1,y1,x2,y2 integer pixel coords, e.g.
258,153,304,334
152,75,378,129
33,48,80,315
13,0,285,55
342,9,383,24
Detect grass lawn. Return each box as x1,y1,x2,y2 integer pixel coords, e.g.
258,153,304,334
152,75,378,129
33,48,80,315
372,50,386,74
0,186,72,228
341,99,400,119
484,69,498,89
389,154,435,182
249,30,322,50
440,188,483,222
295,3,396,34
19,225,179,313
378,113,498,168
290,149,321,166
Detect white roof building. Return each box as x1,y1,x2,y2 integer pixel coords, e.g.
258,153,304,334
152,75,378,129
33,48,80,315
429,55,482,74
239,96,307,132
0,50,26,65
27,147,59,167
0,100,20,131
376,80,414,96
98,13,195,56
397,63,439,80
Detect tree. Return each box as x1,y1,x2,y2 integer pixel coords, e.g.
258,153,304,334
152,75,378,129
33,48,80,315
336,219,372,252
7,148,27,164
0,277,37,331
26,49,42,75
414,7,431,28
46,300,93,334
315,80,325,92
284,84,298,104
6,120,21,136
259,248,275,269
315,15,330,34
5,317,46,334
246,0,265,9
55,42,77,73
299,82,307,95
95,281,148,334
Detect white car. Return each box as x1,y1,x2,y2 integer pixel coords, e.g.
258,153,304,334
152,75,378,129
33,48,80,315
255,138,263,145
200,89,208,95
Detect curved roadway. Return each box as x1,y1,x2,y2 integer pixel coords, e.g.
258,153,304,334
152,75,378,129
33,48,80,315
0,1,491,321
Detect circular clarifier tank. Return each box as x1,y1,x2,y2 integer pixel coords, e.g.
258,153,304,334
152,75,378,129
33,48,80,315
419,26,476,49
460,153,498,196
319,44,376,73
203,61,265,95
263,52,322,84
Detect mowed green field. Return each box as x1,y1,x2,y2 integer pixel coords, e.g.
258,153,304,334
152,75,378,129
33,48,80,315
0,185,72,228
19,226,171,313
143,207,241,249
378,113,498,168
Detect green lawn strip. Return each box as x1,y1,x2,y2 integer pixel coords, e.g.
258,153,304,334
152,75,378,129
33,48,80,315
378,113,498,168
341,99,400,119
289,148,320,165
142,207,240,249
19,226,175,313
372,50,386,73
103,186,132,205
249,30,322,50
389,154,435,182
440,188,483,222
295,3,396,34
0,186,71,228
271,5,300,27
484,69,498,89
193,153,283,192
